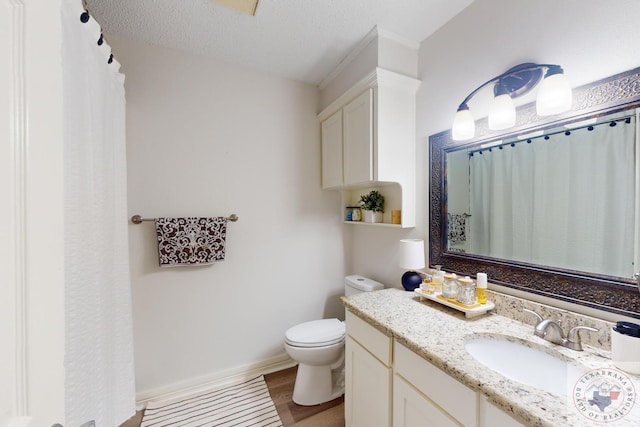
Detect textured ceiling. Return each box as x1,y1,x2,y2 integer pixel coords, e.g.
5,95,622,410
86,0,473,85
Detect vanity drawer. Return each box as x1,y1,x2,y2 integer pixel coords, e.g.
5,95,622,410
395,340,478,427
346,311,392,366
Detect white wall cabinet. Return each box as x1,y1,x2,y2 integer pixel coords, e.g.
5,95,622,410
318,68,420,228
345,313,525,427
321,109,344,189
343,89,374,186
321,89,373,189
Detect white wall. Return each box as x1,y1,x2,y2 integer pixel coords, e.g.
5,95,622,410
351,0,640,298
108,36,346,397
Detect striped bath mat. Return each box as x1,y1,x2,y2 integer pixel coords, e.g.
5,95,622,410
141,376,283,427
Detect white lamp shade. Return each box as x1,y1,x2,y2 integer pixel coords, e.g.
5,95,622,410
452,108,475,141
399,239,425,270
536,73,572,116
488,93,516,130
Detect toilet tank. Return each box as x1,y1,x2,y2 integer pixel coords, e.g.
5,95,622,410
344,275,384,296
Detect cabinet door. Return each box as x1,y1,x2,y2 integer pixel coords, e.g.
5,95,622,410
478,395,524,427
345,336,391,427
395,341,477,427
321,109,344,189
393,375,461,427
343,89,373,186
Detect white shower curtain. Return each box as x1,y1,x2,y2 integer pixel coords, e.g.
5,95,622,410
62,1,135,426
469,118,636,278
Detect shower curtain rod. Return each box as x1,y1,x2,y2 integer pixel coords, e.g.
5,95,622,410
130,214,239,224
469,114,634,156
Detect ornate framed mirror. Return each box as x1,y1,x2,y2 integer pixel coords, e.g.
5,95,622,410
429,66,640,319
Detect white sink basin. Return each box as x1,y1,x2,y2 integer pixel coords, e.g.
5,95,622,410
465,336,584,396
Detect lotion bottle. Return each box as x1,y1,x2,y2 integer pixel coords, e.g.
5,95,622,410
476,272,487,304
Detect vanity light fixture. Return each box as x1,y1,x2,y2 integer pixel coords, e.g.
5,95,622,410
452,63,572,141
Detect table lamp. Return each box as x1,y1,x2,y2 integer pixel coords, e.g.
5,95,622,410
399,238,425,291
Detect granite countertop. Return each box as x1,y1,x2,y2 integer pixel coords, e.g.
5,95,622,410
341,288,640,427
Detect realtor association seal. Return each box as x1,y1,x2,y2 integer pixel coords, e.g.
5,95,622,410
573,368,636,423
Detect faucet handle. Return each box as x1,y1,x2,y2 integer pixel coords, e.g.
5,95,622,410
566,326,599,351
523,308,543,324
568,326,599,341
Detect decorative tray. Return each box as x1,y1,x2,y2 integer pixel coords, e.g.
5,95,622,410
413,289,495,319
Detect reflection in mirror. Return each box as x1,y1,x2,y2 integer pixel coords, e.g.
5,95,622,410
446,110,639,279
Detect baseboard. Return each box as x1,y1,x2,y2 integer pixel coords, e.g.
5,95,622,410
135,353,296,410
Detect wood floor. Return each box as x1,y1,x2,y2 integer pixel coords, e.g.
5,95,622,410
119,366,345,427
265,366,344,427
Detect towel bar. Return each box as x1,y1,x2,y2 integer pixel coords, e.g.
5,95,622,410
131,214,238,224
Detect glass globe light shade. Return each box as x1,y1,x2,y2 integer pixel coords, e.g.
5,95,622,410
452,107,475,141
536,73,572,116
488,93,516,130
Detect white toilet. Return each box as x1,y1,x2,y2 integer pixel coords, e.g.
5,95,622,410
284,275,384,406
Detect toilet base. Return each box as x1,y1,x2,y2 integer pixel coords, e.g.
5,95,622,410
292,362,345,406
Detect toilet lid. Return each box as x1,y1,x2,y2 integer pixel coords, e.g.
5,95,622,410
285,319,345,347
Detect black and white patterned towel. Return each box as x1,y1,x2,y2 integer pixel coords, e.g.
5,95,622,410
154,217,227,267
447,213,468,244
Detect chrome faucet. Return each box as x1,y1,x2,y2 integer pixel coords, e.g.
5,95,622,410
523,308,598,351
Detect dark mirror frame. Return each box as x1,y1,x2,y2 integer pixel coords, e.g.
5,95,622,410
429,66,640,319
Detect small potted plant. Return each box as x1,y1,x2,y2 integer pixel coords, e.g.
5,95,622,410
359,190,384,223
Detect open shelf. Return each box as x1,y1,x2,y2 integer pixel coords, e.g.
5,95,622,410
341,182,414,228
344,221,402,228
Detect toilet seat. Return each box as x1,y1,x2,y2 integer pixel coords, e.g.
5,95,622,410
285,318,345,348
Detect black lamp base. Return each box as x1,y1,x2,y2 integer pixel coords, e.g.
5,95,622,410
401,271,422,291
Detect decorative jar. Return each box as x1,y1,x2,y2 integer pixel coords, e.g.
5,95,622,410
442,273,459,299
456,276,476,305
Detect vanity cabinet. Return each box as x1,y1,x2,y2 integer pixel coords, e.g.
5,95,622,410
345,311,392,427
393,375,460,427
345,312,526,427
478,396,524,427
318,68,420,228
394,341,478,427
